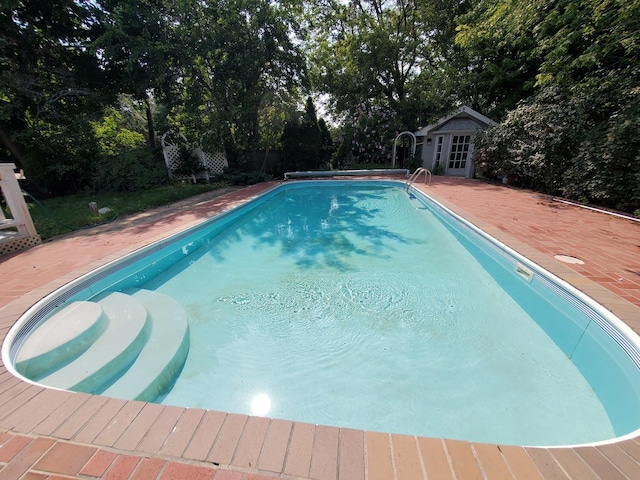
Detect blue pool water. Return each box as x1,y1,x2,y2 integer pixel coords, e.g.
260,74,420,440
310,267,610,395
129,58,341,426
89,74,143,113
6,181,640,446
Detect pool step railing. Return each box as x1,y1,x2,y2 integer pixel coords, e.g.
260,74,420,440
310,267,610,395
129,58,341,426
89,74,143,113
405,167,432,190
14,289,190,402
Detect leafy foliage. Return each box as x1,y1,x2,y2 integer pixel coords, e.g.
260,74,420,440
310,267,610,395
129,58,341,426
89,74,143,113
455,0,543,118
475,78,640,211
17,120,100,196
0,0,109,195
91,105,168,193
280,97,332,172
466,0,640,212
212,169,272,186
562,71,640,211
1,0,638,213
92,148,168,193
93,107,146,156
473,88,579,192
167,0,307,167
332,103,401,168
308,0,465,129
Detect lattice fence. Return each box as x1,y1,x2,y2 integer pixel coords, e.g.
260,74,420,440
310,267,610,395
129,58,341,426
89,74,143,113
0,234,41,256
194,148,228,175
161,131,227,181
161,132,197,182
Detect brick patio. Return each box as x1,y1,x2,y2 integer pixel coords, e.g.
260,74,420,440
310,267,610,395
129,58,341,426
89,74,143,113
0,177,639,479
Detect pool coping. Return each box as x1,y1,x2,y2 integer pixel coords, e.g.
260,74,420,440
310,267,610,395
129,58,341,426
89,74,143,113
1,178,639,479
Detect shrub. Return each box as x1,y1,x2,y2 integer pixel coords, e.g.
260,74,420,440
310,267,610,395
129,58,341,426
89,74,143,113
473,88,577,194
212,169,272,185
473,82,640,213
19,121,99,197
335,103,402,166
92,148,169,192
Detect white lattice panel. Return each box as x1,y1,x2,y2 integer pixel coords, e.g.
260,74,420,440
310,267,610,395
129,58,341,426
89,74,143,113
163,145,182,173
161,132,187,174
162,131,226,180
161,132,197,182
197,149,228,175
0,234,41,256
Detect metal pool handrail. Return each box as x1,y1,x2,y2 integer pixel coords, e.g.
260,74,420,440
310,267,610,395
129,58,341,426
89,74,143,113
405,167,432,190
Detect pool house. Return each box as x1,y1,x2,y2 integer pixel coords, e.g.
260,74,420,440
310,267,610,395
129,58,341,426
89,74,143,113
415,105,498,178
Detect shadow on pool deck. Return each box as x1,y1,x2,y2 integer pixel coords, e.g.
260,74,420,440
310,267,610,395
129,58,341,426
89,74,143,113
1,177,639,479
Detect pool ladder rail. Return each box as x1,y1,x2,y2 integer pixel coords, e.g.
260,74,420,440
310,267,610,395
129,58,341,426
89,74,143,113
405,167,432,191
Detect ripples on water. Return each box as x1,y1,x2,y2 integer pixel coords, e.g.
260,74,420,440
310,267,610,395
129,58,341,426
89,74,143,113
150,184,614,446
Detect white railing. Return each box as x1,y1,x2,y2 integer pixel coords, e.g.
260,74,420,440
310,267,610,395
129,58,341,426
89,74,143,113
405,167,432,190
0,163,40,254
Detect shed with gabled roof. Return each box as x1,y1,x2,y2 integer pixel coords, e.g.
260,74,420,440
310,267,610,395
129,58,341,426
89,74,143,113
415,106,498,178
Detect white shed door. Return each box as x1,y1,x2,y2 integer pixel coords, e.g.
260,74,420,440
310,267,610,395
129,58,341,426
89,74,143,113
447,135,471,176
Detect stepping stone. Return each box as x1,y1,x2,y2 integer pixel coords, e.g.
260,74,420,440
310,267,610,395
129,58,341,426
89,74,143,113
102,289,190,401
15,301,107,378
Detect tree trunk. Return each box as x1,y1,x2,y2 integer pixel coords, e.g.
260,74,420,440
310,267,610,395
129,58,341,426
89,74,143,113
0,123,26,169
145,95,156,149
261,147,270,172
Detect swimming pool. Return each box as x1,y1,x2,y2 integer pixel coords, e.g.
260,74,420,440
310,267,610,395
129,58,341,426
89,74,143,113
4,180,640,446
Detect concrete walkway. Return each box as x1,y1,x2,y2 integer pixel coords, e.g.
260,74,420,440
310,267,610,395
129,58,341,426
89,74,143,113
0,177,639,479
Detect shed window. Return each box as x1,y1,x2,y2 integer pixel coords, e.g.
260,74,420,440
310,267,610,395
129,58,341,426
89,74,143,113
448,135,470,169
434,136,444,166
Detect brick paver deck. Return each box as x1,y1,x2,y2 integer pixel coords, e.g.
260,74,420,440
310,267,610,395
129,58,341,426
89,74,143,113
0,177,639,479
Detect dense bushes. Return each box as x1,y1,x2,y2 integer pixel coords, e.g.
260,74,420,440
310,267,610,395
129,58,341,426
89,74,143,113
278,98,332,174
92,148,169,192
474,83,640,213
19,122,100,197
463,0,640,214
332,103,400,168
89,108,169,192
213,169,272,185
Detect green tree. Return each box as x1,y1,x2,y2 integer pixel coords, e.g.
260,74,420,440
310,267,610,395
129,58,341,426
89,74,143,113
280,97,326,172
308,0,467,129
258,90,300,151
470,0,640,212
93,0,178,148
0,0,109,195
168,0,307,167
455,0,543,119
336,102,401,166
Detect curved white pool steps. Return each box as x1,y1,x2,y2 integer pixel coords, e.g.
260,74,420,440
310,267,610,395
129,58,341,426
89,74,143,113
16,289,190,401
35,292,150,393
15,301,107,378
102,289,190,402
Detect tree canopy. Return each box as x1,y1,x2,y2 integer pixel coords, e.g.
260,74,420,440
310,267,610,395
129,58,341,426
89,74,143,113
0,0,638,212
0,0,108,193
308,0,468,126
466,0,640,211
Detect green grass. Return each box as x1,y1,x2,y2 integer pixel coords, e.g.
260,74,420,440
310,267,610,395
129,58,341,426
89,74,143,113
26,183,229,241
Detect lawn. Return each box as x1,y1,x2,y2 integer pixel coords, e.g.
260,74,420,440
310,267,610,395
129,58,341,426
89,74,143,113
26,182,229,241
